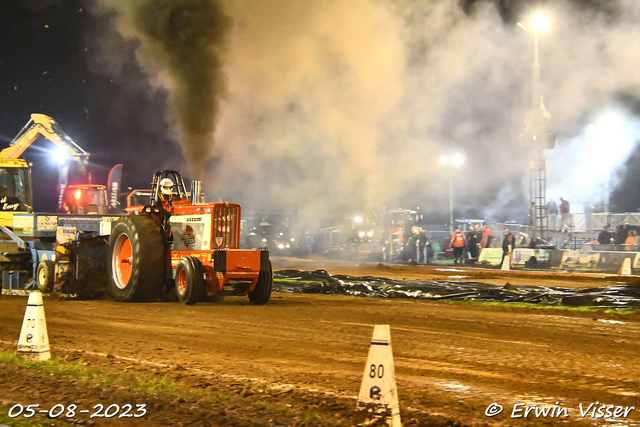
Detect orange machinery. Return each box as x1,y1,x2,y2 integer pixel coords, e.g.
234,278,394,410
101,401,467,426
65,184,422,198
106,170,272,305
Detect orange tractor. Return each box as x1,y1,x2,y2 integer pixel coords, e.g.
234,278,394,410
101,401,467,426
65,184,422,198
106,170,272,305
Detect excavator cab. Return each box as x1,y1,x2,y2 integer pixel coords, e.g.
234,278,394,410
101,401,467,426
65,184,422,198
62,184,108,215
0,160,33,226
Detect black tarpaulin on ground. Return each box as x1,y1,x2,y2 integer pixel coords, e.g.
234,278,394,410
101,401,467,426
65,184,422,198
273,269,640,309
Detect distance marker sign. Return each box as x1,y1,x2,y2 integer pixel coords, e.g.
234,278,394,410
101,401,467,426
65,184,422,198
17,292,50,361
357,324,401,427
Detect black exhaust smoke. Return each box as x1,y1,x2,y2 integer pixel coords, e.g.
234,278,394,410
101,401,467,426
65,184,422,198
131,0,232,179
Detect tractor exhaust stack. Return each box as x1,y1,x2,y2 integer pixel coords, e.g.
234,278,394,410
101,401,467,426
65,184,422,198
191,180,202,204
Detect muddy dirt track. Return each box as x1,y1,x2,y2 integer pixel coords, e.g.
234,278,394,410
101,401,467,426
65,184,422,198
0,257,640,426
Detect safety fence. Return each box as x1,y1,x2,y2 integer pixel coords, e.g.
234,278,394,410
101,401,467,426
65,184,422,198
540,212,640,231
425,223,600,260
478,247,640,274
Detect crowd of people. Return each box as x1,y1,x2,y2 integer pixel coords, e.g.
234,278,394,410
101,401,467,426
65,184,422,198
597,223,640,251
395,223,498,265
438,220,640,266
448,223,556,265
449,224,495,264
349,202,640,266
295,199,640,265
547,197,572,231
398,195,640,266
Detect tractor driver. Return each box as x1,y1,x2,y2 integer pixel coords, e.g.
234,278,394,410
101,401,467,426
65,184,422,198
159,178,175,207
158,178,175,238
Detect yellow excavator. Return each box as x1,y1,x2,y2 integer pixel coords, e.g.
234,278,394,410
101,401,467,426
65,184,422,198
0,113,111,227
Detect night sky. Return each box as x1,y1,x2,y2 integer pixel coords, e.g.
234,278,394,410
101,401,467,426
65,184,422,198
0,0,183,211
2,0,640,223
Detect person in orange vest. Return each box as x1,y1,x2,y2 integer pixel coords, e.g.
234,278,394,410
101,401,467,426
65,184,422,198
625,230,635,251
481,224,494,248
450,226,466,264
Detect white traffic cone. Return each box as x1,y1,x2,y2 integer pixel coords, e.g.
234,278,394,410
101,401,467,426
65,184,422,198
356,325,401,427
619,258,632,276
501,254,511,271
17,292,50,361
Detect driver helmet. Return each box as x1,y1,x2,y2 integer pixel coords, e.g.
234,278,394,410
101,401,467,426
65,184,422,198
160,178,174,196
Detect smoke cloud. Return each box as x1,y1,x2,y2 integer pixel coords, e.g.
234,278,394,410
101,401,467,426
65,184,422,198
213,0,529,225
214,0,406,224
87,0,640,227
212,0,640,225
93,0,231,179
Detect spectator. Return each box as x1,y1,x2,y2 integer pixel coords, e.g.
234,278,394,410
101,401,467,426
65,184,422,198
559,197,570,230
405,227,428,264
597,226,612,246
622,223,631,240
501,229,514,265
450,227,466,264
467,227,479,260
547,198,558,230
462,226,475,259
481,224,494,248
474,224,482,254
635,230,640,248
625,230,635,251
528,237,536,249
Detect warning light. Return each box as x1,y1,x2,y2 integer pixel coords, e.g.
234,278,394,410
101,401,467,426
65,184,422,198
74,190,82,200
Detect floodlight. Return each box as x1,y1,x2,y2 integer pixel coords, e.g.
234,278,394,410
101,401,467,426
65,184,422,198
52,148,69,165
531,13,550,32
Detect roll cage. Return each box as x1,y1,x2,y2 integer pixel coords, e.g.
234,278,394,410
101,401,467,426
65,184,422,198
149,170,188,206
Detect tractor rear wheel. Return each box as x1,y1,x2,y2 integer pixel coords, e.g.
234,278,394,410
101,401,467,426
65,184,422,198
36,260,55,293
248,260,272,305
107,216,166,302
175,256,205,305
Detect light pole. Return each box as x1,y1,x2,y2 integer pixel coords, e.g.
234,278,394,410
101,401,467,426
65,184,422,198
518,13,555,242
440,155,463,234
520,13,549,114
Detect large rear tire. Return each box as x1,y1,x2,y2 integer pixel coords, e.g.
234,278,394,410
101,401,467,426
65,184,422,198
175,256,204,305
248,260,272,305
107,216,166,302
36,260,55,293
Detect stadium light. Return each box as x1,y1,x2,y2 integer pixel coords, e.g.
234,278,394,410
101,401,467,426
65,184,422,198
531,13,550,32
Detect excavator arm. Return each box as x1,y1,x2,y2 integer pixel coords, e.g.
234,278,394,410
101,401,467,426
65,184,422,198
0,113,90,171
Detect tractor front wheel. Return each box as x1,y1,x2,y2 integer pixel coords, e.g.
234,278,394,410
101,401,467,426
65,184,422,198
248,260,272,305
36,260,55,293
107,216,166,302
175,256,205,305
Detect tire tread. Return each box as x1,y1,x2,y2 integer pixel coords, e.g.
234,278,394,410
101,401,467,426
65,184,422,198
107,216,165,302
248,260,272,305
